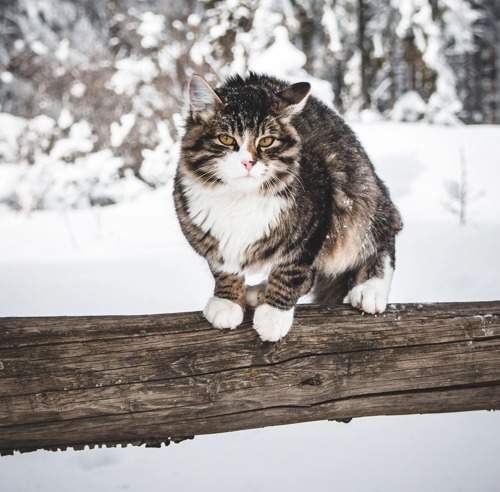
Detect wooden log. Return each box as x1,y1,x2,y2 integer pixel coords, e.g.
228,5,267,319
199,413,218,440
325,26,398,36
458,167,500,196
0,301,499,455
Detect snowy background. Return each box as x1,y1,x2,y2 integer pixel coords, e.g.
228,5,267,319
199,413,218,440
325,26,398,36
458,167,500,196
1,1,500,491
1,122,499,492
1,0,499,213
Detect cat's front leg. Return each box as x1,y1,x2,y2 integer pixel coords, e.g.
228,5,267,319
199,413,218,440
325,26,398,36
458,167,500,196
253,304,295,342
253,264,314,342
204,271,246,330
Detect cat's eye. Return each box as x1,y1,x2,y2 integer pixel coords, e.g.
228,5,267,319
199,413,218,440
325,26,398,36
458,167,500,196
258,136,275,148
218,134,235,146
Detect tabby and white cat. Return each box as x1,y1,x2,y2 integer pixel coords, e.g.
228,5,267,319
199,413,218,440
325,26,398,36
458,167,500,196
174,73,402,342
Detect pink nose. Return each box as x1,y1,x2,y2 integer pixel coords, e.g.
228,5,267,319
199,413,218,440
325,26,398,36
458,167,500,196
242,160,256,171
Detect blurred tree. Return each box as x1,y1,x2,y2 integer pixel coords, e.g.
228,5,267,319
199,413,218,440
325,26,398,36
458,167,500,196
0,0,497,210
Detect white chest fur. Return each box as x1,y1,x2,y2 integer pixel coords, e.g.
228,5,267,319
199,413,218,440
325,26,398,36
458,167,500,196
185,180,285,274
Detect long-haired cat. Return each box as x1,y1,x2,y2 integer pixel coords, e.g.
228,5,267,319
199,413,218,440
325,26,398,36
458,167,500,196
174,72,402,342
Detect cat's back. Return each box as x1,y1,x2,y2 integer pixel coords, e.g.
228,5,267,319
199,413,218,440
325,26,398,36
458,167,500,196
292,95,370,169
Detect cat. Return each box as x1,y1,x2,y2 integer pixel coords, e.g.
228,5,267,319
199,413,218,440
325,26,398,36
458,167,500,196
174,72,402,342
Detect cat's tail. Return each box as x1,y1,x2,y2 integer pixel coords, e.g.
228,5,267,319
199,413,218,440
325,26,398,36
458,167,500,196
312,271,353,305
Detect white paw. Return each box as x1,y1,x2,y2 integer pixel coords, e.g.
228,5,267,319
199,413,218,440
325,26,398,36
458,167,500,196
203,297,244,329
253,304,294,342
344,255,394,314
245,282,267,308
343,278,389,314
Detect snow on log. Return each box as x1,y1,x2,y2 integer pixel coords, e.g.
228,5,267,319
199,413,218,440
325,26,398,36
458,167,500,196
0,301,499,455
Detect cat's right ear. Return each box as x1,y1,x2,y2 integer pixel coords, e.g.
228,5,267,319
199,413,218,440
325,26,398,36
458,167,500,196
188,75,222,120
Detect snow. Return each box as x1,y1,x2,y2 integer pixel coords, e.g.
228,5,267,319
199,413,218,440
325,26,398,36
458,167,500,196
1,122,500,491
55,38,70,62
30,39,49,56
0,111,161,211
108,57,158,96
322,6,342,53
0,71,14,84
250,26,306,76
110,113,136,148
390,91,427,122
0,164,21,203
442,0,479,53
393,0,472,125
187,13,201,27
354,123,500,225
57,108,74,130
137,12,165,49
0,113,26,161
70,80,86,98
248,25,335,106
50,120,93,160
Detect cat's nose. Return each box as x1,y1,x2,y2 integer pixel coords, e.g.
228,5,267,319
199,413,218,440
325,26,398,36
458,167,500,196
242,160,256,172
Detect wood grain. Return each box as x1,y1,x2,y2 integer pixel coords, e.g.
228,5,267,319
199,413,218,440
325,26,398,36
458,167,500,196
1,301,499,455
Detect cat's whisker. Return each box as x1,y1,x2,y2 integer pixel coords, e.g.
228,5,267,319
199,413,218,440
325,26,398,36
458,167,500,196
287,166,306,194
263,175,297,209
188,167,224,188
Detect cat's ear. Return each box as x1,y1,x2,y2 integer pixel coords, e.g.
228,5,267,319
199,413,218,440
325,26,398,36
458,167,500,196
278,82,311,114
188,75,222,119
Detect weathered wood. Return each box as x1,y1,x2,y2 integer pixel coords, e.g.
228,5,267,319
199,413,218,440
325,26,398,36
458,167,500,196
0,301,499,455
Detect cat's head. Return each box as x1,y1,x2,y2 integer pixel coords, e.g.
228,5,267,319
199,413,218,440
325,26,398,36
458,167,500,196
180,73,310,194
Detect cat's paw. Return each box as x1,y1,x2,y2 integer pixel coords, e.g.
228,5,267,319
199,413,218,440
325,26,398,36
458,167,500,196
343,279,389,314
245,282,267,308
204,297,244,329
253,304,294,342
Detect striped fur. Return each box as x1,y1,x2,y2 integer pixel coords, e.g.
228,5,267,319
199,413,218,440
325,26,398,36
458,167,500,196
174,73,402,341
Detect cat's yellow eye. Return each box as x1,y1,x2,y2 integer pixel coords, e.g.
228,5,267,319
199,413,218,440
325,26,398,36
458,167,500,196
218,134,235,146
258,136,275,148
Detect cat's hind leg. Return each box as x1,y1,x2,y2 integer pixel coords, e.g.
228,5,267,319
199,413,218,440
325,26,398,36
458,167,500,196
245,282,267,308
343,253,394,314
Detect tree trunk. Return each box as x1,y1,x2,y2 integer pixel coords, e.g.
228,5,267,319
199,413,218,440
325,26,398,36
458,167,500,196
358,0,371,110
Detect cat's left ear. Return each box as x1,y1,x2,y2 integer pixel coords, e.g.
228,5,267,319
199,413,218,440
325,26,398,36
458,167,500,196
278,82,311,114
188,74,223,120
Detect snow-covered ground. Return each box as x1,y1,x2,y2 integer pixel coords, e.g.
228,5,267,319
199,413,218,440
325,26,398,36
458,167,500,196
0,122,499,491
